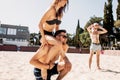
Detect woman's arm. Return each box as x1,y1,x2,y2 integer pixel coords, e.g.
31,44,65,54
38,11,49,38
38,13,48,46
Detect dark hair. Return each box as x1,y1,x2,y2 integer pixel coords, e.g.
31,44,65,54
56,0,69,17
54,29,66,37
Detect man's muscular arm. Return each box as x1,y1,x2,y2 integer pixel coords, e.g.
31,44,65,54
98,26,108,34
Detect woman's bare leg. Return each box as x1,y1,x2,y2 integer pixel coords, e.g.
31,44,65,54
45,39,63,64
38,45,51,63
30,45,53,70
36,45,49,58
41,69,47,80
89,50,94,69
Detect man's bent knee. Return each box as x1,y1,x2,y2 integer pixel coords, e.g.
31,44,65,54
68,63,72,71
65,63,72,72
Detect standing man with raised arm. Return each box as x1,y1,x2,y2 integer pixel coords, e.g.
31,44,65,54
87,23,107,70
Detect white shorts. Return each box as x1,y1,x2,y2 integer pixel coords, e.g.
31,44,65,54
90,43,101,52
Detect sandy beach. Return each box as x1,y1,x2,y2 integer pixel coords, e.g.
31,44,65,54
0,51,120,80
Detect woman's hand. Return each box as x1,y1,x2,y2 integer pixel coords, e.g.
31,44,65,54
40,37,48,47
49,63,54,69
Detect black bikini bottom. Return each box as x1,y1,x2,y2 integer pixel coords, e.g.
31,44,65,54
44,30,54,36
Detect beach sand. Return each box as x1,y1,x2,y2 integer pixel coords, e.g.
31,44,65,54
0,51,120,80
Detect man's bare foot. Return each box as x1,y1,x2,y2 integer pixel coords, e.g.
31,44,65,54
97,67,102,70
89,66,91,70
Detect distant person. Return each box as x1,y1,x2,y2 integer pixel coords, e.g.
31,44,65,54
30,30,72,80
87,23,107,70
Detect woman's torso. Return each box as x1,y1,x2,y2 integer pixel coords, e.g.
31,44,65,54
43,7,62,32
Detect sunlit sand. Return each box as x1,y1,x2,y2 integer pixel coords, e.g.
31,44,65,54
0,51,120,80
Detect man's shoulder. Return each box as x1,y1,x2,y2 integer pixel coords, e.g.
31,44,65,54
64,44,69,48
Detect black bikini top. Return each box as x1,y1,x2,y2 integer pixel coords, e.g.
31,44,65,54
46,19,61,25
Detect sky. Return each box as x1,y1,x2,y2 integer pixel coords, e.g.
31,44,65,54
0,0,118,34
